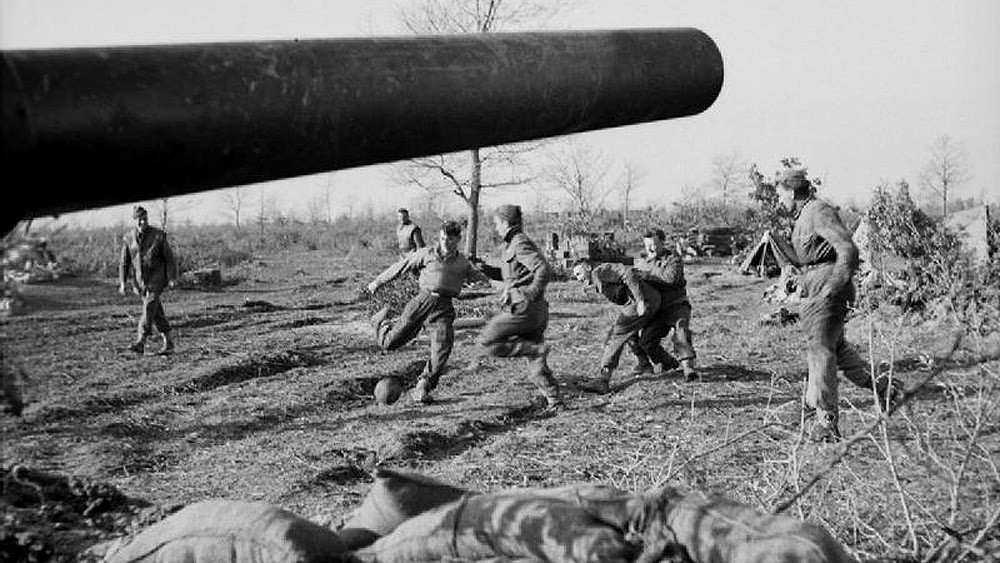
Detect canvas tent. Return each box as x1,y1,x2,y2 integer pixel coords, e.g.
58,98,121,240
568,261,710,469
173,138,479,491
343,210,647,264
739,231,798,277
945,204,996,264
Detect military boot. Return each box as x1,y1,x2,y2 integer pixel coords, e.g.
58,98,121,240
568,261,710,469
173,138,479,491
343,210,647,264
875,376,903,413
370,307,390,343
128,337,145,355
681,358,698,381
809,409,842,443
157,333,175,356
579,367,612,394
630,356,655,376
410,378,433,404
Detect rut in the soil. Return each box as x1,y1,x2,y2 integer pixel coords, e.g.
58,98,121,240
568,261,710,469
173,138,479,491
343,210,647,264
168,349,322,393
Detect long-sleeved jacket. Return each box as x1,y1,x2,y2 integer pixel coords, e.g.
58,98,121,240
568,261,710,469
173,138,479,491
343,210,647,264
119,226,177,293
589,262,648,306
477,228,551,303
374,245,487,297
396,222,425,253
634,248,688,307
791,198,859,298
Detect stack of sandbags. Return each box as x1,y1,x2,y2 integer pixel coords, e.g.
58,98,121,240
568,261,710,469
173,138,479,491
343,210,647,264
106,468,857,562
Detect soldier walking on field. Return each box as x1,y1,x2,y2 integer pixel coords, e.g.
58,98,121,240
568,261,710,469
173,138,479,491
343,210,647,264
367,221,490,404
396,208,426,257
571,260,662,394
119,205,178,355
633,228,698,380
472,204,562,410
776,168,900,443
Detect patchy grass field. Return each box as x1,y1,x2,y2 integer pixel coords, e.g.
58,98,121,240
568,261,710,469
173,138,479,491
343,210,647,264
2,248,998,561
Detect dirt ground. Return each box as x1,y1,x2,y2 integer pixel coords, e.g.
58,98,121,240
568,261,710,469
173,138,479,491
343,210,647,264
2,249,998,561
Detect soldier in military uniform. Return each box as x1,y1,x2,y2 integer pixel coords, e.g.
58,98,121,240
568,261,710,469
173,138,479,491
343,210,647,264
367,221,489,404
119,205,178,355
396,208,426,257
777,168,899,442
572,260,662,394
634,228,698,380
473,204,562,409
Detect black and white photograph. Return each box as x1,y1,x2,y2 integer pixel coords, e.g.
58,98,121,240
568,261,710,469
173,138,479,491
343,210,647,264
2,1,998,561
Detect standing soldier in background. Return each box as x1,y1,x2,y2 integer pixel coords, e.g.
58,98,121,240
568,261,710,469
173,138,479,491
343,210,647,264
396,208,426,257
776,168,899,443
367,221,489,404
571,260,661,394
119,205,178,355
473,204,562,410
634,228,698,380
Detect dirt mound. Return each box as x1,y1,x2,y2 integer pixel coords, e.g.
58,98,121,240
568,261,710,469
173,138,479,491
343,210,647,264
0,465,158,562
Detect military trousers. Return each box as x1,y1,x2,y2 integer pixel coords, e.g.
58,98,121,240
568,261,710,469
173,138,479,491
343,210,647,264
376,290,455,389
138,289,171,339
799,273,871,413
477,298,558,398
632,300,696,366
601,285,662,370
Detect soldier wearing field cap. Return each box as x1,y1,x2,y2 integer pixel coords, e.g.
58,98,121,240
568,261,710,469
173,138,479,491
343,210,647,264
367,221,490,404
633,228,698,380
396,208,426,257
776,167,899,442
473,204,562,410
119,205,178,355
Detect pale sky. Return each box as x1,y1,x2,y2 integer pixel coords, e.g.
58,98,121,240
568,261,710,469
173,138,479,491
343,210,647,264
3,0,999,228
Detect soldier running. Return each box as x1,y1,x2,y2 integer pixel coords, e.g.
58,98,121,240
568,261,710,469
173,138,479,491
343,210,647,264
367,221,489,404
633,228,698,380
396,208,426,257
777,168,900,442
572,260,661,394
119,205,178,355
472,204,562,410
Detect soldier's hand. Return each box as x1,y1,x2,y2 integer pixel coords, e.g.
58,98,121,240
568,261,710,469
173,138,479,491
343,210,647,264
118,282,127,296
636,300,648,317
366,281,379,294
168,280,177,289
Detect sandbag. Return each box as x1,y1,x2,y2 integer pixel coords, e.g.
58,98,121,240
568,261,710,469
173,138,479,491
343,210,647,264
354,492,638,563
337,467,472,548
105,499,351,563
581,488,856,563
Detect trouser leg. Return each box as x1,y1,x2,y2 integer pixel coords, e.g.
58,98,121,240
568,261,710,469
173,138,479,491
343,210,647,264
478,299,558,401
423,300,456,390
802,295,844,413
138,290,164,339
377,291,434,351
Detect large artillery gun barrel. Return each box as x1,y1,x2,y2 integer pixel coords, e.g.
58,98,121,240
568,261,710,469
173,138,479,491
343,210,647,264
1,28,723,231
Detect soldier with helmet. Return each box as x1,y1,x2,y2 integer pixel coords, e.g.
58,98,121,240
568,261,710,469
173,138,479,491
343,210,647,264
118,205,178,355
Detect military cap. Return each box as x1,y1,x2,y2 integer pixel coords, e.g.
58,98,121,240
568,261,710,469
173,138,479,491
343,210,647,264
775,168,809,189
397,207,409,214
132,205,148,218
494,204,522,224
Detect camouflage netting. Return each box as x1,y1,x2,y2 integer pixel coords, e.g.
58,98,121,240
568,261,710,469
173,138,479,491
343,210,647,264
103,466,858,563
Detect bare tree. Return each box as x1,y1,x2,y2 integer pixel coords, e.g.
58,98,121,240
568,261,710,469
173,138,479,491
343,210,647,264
395,0,567,257
306,192,328,225
154,197,189,231
919,135,970,216
220,187,245,230
708,152,750,207
255,188,271,238
618,161,644,230
546,139,613,220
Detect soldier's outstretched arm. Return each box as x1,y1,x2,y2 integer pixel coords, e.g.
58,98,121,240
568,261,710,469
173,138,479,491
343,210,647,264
162,234,178,284
813,205,860,295
470,256,503,281
368,249,426,293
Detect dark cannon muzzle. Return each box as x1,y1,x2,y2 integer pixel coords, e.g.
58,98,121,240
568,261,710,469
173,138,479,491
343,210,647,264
1,28,723,231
